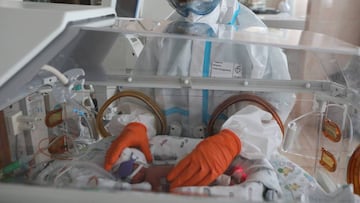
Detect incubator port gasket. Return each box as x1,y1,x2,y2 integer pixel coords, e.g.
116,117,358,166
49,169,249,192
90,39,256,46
322,118,341,142
319,147,337,172
347,144,360,195
45,108,63,128
207,93,284,136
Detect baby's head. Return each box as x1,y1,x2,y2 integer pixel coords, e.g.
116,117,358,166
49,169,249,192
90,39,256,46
111,148,149,183
111,148,173,191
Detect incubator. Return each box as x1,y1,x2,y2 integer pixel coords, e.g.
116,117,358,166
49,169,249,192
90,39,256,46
0,1,360,202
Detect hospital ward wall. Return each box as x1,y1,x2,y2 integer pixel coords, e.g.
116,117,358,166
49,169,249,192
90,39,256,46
303,0,360,109
305,0,360,73
289,0,360,115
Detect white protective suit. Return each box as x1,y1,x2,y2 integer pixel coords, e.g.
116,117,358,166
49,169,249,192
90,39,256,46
135,0,295,138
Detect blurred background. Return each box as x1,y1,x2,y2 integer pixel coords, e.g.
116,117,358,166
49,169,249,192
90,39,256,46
21,0,360,47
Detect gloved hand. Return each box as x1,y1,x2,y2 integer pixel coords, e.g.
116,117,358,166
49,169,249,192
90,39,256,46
167,129,241,189
104,122,153,171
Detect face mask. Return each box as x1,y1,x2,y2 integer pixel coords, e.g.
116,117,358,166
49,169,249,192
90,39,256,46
186,12,203,22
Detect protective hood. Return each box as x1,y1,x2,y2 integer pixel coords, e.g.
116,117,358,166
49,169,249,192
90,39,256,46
167,0,239,24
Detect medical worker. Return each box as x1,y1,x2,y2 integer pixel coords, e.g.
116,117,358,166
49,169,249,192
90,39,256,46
104,0,295,199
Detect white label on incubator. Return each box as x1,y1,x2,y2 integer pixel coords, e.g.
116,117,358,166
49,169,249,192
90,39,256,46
211,61,243,78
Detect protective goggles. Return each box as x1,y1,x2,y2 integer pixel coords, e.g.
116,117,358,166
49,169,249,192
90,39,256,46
168,0,220,17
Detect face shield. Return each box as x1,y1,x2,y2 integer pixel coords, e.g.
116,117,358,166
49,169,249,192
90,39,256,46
167,0,220,17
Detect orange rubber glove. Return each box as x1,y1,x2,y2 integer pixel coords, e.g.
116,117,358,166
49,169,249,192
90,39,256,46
167,129,241,189
104,122,153,171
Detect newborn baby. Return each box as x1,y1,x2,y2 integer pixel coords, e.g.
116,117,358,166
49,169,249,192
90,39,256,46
111,148,246,192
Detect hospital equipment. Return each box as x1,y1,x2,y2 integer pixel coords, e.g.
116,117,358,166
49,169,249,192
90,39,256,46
0,0,360,202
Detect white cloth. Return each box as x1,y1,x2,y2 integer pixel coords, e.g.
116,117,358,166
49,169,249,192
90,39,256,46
304,184,357,203
150,136,202,164
173,182,266,200
230,155,282,194
173,155,283,201
222,105,282,160
105,102,157,138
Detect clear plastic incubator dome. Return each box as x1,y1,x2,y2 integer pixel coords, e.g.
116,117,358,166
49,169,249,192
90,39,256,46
0,3,360,202
96,20,360,199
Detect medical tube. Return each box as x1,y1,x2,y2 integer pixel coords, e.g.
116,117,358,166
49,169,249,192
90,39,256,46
41,65,69,85
68,98,97,141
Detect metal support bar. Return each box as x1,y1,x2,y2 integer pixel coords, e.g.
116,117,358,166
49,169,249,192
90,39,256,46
87,74,360,110
87,74,359,110
93,74,344,93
